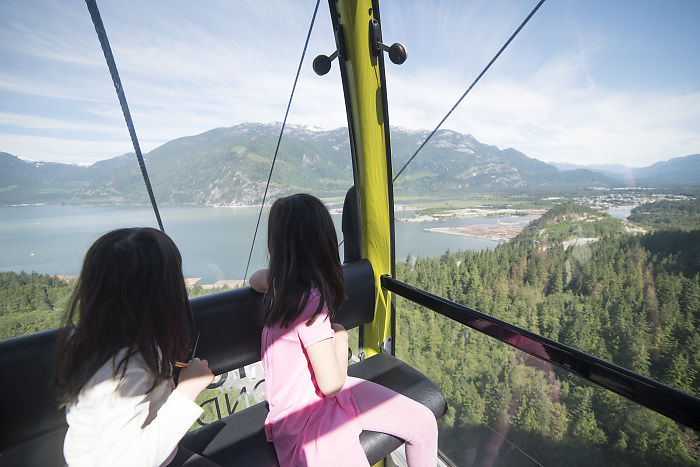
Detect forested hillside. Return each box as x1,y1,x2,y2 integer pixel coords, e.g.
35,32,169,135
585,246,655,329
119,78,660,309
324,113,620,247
629,198,700,231
0,272,72,340
396,203,700,465
0,273,235,340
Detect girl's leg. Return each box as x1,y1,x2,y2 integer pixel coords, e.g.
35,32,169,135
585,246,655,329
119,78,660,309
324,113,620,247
333,442,371,467
346,377,438,467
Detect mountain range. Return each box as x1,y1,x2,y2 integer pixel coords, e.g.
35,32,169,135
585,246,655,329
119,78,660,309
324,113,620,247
1,123,698,206
550,154,700,186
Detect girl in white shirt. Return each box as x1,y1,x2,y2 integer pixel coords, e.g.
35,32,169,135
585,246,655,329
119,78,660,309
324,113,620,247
54,228,216,467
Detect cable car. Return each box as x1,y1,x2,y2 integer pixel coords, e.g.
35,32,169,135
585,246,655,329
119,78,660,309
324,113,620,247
0,0,698,466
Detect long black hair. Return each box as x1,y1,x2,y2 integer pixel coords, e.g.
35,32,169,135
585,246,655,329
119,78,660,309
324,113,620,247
261,194,346,328
54,227,194,407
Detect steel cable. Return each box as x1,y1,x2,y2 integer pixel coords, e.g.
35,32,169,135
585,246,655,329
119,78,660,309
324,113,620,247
393,0,547,183
85,0,165,232
243,0,322,282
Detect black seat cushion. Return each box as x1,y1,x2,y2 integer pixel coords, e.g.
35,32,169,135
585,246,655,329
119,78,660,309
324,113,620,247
180,352,447,467
0,330,66,467
0,426,68,467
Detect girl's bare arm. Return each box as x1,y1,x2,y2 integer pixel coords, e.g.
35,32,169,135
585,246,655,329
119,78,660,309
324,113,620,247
330,322,349,377
306,324,349,397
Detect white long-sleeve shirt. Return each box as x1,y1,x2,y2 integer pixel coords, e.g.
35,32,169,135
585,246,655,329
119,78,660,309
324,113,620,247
63,349,203,467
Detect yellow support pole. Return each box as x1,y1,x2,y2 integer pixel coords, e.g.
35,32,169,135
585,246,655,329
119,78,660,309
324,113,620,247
332,0,394,359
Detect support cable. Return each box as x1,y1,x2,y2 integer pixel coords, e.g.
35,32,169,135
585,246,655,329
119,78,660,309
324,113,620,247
85,0,165,232
393,0,546,182
483,423,544,467
243,0,321,282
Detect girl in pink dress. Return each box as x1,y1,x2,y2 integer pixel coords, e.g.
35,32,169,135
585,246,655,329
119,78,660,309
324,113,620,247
250,194,438,467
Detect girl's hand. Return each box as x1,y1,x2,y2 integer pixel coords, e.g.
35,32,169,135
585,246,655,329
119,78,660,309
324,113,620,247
249,269,269,293
174,358,214,401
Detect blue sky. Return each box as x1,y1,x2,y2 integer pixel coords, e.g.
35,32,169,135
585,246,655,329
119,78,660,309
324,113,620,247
1,0,699,167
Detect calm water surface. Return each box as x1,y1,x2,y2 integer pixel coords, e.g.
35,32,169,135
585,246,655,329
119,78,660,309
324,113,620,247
606,205,635,220
1,206,500,283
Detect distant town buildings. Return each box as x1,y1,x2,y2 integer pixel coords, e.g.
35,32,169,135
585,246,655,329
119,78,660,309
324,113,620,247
56,275,79,282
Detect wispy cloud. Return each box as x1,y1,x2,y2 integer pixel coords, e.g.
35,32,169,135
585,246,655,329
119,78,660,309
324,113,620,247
1,0,698,166
391,77,700,166
385,32,700,167
0,111,121,133
0,73,108,103
0,132,134,164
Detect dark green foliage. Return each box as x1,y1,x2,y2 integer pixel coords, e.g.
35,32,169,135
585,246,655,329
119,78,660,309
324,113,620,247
629,199,700,231
0,272,238,340
0,271,73,339
640,229,700,278
395,204,700,465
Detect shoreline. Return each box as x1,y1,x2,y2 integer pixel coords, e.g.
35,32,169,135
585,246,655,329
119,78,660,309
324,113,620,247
424,227,516,243
424,217,541,243
397,208,546,223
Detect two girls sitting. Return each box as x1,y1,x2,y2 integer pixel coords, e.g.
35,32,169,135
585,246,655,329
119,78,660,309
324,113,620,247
55,194,437,467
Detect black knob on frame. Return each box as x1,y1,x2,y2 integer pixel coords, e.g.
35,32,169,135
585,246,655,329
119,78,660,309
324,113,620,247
369,18,407,66
313,50,339,76
388,43,407,65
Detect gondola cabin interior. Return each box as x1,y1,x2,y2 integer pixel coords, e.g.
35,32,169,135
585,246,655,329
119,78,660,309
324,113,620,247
0,1,698,466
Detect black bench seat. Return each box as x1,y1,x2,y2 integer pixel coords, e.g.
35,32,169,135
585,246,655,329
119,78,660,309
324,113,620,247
0,259,446,466
181,352,446,467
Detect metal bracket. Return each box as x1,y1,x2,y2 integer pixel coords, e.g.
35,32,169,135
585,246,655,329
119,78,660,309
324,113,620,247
381,337,393,354
369,18,407,65
313,25,347,76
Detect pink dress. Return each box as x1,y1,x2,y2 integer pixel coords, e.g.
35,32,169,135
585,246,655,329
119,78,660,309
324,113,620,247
261,290,362,466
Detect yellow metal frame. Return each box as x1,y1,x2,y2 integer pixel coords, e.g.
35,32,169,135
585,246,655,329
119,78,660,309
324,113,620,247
334,0,393,359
